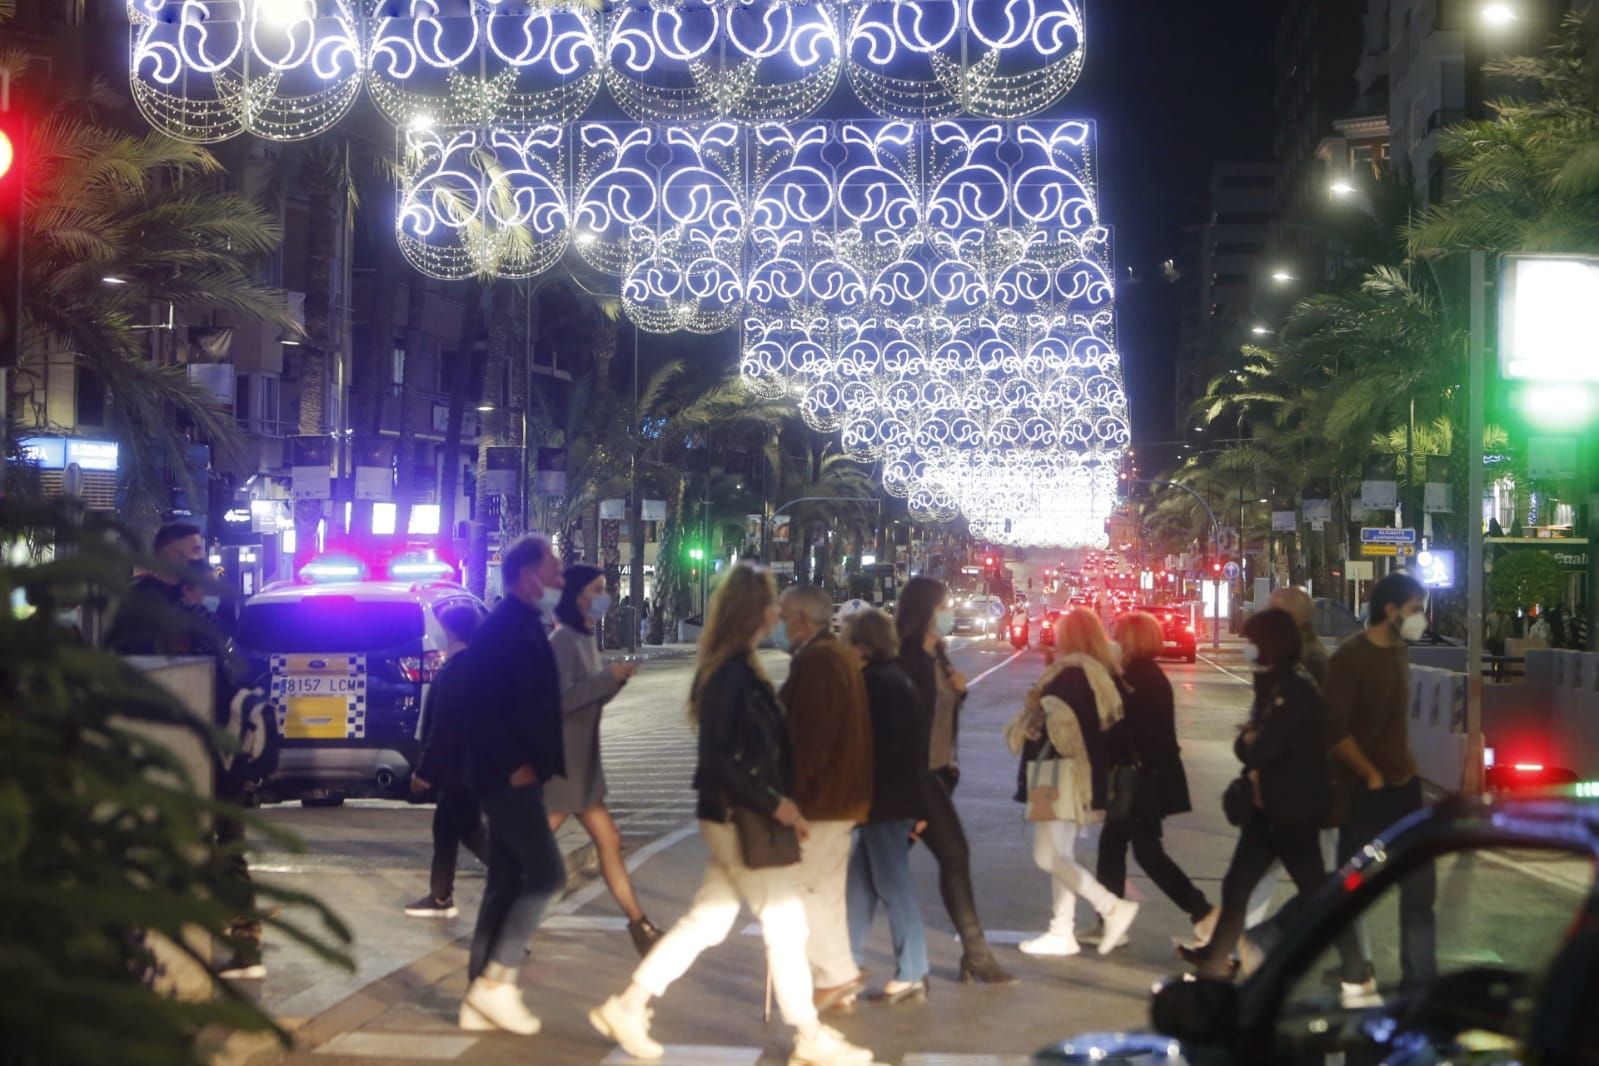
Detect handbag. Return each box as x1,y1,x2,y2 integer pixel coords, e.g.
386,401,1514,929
730,806,801,869
1222,774,1255,827
1106,762,1159,826
1025,756,1084,823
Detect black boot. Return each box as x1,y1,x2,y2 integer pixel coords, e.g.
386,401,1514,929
958,944,1017,985
628,916,664,958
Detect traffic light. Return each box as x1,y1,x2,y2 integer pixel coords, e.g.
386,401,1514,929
1212,560,1223,575
0,102,22,369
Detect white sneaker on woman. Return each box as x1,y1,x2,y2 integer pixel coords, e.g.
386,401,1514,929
790,1024,873,1066
461,978,540,1035
1019,931,1082,956
1097,899,1140,956
589,996,664,1061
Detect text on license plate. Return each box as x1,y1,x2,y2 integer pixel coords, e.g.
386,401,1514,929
274,676,364,697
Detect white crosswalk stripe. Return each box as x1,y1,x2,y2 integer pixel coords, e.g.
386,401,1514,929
600,718,699,835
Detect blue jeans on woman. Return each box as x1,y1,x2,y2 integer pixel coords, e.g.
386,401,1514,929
846,820,928,983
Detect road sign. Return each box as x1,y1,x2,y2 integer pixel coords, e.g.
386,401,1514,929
1222,562,1241,579
1361,543,1417,557
1360,527,1416,546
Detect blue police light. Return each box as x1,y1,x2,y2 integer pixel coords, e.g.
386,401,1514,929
299,555,366,583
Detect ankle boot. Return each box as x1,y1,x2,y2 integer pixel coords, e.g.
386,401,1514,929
958,947,1018,985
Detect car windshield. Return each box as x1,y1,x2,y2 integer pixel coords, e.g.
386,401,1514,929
237,598,426,653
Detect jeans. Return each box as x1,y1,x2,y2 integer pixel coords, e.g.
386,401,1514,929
1339,776,1436,985
917,768,994,958
430,788,488,902
847,821,929,983
1032,821,1119,933
468,783,565,980
1097,817,1212,922
792,820,859,988
1197,814,1366,983
633,821,818,1030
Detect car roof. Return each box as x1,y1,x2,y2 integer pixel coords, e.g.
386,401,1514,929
248,581,480,609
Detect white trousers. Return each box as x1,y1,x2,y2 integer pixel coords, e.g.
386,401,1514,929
792,820,860,988
1032,821,1118,935
631,820,818,1029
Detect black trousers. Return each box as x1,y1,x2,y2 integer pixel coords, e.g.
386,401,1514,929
430,787,488,902
1198,813,1365,982
1097,817,1211,921
916,767,993,957
1338,777,1436,985
214,777,259,959
468,783,565,981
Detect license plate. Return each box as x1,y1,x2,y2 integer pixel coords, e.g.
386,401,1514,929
270,654,368,740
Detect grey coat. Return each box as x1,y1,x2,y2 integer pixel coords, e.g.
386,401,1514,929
543,624,624,814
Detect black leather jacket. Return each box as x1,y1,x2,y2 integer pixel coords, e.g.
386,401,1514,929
693,655,794,823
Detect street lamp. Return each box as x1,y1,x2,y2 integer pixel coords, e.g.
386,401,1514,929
1329,179,1357,197
1270,270,1295,284
1481,2,1518,27
1251,324,1272,335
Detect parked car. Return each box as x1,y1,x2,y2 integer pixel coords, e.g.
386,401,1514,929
1034,791,1599,1064
235,577,489,806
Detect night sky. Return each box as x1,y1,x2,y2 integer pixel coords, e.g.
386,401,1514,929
1069,0,1278,445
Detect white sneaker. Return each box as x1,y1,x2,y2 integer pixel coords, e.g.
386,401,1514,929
790,1024,873,1066
1097,899,1140,956
589,996,664,1061
462,978,540,1035
1079,920,1128,950
1339,979,1382,1010
1018,931,1082,957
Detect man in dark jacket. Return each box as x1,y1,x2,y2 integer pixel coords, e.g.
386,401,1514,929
406,603,487,919
776,585,873,1012
458,534,567,1036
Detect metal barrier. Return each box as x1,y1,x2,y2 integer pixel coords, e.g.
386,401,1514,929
1409,665,1469,792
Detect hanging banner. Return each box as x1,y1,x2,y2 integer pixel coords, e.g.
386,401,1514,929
484,446,522,496
535,447,567,496
600,498,626,521
1424,482,1453,513
1360,480,1398,511
290,435,332,500
352,437,394,501
1528,437,1578,480
772,514,791,544
642,499,667,522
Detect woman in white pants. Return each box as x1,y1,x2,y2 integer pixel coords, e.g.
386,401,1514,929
589,563,872,1066
1005,608,1140,957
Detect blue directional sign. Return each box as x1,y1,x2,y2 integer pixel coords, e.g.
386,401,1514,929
1223,562,1241,580
1360,528,1417,545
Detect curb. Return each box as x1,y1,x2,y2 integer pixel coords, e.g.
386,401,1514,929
211,836,599,1066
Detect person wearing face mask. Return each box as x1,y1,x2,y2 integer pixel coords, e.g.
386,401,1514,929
1181,609,1371,1003
458,534,568,1036
543,564,659,956
1328,571,1436,986
896,576,1016,985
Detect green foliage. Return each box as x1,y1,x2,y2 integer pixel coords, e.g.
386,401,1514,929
1489,549,1565,615
0,501,351,1066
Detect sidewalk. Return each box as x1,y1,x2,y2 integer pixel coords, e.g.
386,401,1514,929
216,821,602,1066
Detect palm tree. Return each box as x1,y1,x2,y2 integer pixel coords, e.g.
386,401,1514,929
5,62,295,528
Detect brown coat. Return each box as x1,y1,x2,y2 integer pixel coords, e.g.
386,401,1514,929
779,631,874,822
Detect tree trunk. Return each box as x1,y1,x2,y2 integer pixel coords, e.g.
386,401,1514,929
394,273,429,541
475,283,513,540
292,146,342,570
650,473,689,644
350,241,396,538
439,281,486,556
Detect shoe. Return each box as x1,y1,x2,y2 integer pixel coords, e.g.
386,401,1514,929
589,996,663,1061
628,916,664,958
869,978,927,1004
1078,920,1128,951
1018,931,1082,957
790,1023,873,1066
1191,906,1220,948
812,977,863,1016
1097,898,1140,956
462,977,540,1036
404,895,459,919
1174,942,1239,980
215,950,266,981
958,951,1019,985
1339,978,1382,1010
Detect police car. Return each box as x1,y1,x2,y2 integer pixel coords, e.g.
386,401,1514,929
235,555,487,806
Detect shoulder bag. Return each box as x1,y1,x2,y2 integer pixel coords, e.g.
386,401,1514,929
730,806,801,869
1105,734,1160,827
1025,753,1086,823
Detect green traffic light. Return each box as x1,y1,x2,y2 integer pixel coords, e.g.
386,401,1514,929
688,547,704,561
1513,382,1596,429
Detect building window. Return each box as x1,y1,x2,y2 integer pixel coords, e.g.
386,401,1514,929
76,366,105,427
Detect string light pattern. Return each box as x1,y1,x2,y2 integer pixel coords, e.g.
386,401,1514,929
127,0,1085,142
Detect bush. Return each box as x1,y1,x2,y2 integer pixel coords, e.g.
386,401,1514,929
0,501,349,1066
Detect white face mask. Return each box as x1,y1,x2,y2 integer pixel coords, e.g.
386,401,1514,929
1399,612,1427,643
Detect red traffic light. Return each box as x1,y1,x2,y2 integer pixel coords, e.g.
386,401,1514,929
0,129,13,180
1212,562,1222,573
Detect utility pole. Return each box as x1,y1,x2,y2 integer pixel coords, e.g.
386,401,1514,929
1465,250,1487,795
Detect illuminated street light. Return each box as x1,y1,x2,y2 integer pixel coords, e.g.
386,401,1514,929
1481,2,1518,27
1251,324,1272,335
1271,270,1295,283
1330,179,1357,197
102,276,127,285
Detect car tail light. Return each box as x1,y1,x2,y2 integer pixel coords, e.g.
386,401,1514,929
397,649,445,683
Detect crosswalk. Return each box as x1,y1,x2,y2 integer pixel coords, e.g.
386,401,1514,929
599,717,700,837
311,1035,1031,1065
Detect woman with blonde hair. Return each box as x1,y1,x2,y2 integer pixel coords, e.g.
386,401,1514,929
1097,612,1216,945
1005,608,1139,958
590,564,873,1066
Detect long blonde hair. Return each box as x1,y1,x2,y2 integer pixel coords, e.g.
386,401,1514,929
1058,607,1120,673
689,561,778,723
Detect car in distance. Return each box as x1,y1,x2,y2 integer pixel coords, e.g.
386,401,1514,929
1135,604,1198,663
1033,791,1599,1064
953,594,1006,637
235,578,488,806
